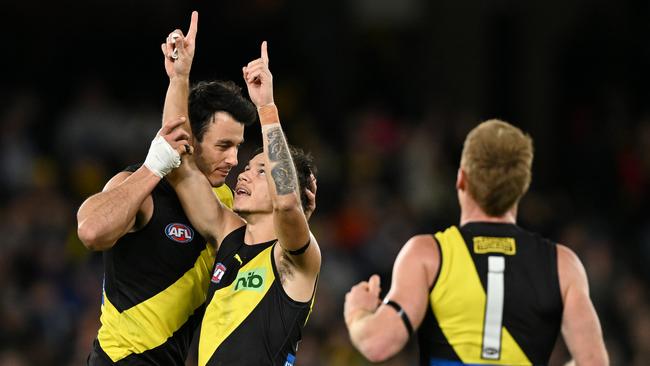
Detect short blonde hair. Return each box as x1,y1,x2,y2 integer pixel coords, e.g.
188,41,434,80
460,119,534,216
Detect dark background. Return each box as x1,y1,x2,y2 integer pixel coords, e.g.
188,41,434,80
1,0,649,365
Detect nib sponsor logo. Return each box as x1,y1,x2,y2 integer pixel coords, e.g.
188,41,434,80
234,268,266,292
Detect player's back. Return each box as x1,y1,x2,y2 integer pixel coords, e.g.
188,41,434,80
419,222,562,366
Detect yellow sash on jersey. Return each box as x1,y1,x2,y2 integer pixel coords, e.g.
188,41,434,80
213,185,234,209
98,245,215,361
198,245,276,366
97,185,233,362
432,226,531,365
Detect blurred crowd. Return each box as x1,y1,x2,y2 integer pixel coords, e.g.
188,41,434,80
4,0,650,365
1,83,649,365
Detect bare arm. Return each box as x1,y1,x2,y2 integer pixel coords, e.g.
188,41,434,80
558,244,609,366
77,115,191,251
77,13,200,252
77,168,158,251
159,11,197,136
167,159,244,247
159,12,244,247
242,42,319,274
344,235,439,362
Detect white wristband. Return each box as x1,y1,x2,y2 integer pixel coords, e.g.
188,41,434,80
144,136,181,178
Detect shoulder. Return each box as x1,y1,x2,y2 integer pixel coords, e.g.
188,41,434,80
556,244,589,298
557,244,586,276
395,234,440,286
401,234,438,257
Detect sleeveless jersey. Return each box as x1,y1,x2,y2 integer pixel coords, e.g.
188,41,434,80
88,166,234,365
418,223,562,366
198,226,316,366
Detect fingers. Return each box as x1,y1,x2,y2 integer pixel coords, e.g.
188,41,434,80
307,174,317,194
162,124,193,156
178,143,194,156
353,281,368,291
261,41,269,65
172,139,192,156
246,58,266,69
166,127,190,143
186,11,198,42
368,274,381,298
160,116,186,135
173,35,184,60
169,30,183,60
304,175,316,214
305,189,316,207
243,64,270,84
164,33,177,61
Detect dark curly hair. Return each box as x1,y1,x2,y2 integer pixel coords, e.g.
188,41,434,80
189,80,257,142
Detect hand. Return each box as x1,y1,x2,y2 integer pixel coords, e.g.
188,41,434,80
344,275,382,327
304,174,317,221
145,116,193,178
160,11,199,79
158,116,194,155
242,41,274,107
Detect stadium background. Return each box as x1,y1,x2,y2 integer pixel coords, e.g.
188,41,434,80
2,0,650,364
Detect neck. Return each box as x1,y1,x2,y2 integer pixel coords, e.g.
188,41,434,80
240,212,276,245
460,203,517,226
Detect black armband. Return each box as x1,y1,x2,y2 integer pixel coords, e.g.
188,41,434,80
383,299,414,336
287,239,311,255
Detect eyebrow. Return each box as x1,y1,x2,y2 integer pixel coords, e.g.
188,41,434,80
216,138,244,145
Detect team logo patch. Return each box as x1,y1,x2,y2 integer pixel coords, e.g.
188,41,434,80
164,223,194,243
212,263,226,284
473,236,516,255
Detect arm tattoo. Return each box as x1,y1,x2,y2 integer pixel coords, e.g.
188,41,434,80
266,128,290,161
266,126,297,195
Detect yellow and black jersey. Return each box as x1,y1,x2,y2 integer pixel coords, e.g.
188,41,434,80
88,165,234,366
418,223,562,366
198,226,316,366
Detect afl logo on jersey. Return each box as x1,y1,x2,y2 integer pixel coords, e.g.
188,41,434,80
212,263,226,284
165,223,194,243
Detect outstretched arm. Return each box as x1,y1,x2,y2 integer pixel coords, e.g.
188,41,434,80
160,10,198,135
558,245,609,366
344,235,439,362
242,41,319,275
78,11,201,252
159,11,244,247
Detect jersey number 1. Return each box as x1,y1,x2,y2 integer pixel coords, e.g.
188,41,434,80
482,256,505,359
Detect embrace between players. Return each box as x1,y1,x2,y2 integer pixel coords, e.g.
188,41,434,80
78,11,319,366
78,11,608,366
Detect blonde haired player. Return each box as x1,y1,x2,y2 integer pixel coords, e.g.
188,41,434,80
344,120,608,366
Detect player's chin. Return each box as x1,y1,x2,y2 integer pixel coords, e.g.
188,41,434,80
233,206,249,215
208,175,226,188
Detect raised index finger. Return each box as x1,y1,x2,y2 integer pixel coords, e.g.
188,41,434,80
261,41,269,65
186,11,198,41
